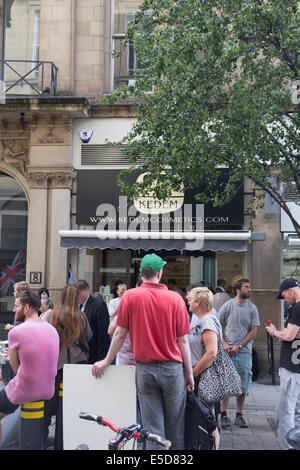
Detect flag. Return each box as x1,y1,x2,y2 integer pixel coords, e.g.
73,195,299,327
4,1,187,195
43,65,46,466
68,264,73,284
0,250,26,297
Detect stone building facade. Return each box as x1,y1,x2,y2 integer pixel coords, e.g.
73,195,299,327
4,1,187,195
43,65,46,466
0,0,285,376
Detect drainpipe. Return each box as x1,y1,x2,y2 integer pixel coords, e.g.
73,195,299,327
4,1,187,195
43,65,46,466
44,177,49,288
71,0,76,93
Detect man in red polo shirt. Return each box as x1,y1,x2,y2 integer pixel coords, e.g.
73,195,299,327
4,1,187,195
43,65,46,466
92,253,193,450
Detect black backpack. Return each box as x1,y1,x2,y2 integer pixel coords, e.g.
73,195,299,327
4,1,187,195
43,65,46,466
184,391,217,450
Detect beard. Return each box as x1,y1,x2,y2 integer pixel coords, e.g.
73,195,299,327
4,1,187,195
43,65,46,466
240,292,250,299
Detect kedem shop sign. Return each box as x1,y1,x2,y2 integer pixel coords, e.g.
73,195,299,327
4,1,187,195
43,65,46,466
76,169,244,230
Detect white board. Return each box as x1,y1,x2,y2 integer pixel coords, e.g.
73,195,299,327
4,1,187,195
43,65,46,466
63,364,136,450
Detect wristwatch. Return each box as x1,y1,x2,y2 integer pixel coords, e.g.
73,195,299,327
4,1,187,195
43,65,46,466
239,344,243,349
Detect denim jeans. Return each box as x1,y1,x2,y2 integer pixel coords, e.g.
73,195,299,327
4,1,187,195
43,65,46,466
231,351,252,394
275,367,300,449
135,361,186,450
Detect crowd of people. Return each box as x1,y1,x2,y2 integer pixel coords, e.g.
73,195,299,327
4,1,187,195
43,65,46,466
0,278,111,448
0,255,299,451
91,255,262,450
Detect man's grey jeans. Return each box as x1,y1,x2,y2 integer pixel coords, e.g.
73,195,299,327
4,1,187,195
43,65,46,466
276,367,300,449
135,361,186,450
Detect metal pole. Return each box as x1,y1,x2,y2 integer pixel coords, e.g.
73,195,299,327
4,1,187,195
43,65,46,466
19,401,44,450
54,381,63,450
269,334,276,385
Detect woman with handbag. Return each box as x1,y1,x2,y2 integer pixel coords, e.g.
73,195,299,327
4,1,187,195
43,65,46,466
43,284,93,448
188,287,243,450
188,287,222,449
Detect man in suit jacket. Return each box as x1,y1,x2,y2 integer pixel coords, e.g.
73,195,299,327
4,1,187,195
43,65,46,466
75,279,111,364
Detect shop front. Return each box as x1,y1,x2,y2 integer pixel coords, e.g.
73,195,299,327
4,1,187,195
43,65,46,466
64,247,246,302
60,166,250,301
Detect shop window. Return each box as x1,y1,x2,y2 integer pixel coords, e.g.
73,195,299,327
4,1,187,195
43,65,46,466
161,256,190,293
76,248,234,304
0,173,28,331
78,248,135,302
203,256,216,289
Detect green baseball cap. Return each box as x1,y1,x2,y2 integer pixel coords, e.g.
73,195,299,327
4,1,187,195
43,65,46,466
140,254,167,274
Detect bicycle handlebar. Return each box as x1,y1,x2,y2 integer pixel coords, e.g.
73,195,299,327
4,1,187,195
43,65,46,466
79,412,104,425
143,431,171,449
79,412,171,449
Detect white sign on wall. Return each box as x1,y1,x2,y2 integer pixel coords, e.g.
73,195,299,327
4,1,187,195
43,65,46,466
63,364,136,450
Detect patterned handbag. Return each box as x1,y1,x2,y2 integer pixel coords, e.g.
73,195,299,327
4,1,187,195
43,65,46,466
197,336,243,402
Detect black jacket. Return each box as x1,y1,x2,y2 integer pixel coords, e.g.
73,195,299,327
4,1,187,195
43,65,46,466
83,295,111,364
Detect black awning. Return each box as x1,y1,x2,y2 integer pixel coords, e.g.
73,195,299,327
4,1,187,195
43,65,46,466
60,232,249,252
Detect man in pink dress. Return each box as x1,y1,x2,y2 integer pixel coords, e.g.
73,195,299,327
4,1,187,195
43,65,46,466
0,289,59,441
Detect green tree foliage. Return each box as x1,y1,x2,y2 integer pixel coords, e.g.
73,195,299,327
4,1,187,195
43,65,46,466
108,0,300,235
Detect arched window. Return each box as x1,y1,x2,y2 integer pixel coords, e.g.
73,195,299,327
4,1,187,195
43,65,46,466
0,172,27,328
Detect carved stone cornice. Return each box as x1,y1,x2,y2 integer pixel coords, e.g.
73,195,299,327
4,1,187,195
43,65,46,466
27,168,74,189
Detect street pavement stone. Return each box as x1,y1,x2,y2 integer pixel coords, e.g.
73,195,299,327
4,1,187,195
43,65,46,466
219,381,281,450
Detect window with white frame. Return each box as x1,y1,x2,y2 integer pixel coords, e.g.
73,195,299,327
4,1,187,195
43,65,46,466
111,0,144,90
3,0,40,92
32,9,40,78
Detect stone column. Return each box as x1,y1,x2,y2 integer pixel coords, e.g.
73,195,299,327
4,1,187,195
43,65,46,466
27,168,73,302
47,170,73,298
248,181,282,377
27,115,73,302
26,171,49,291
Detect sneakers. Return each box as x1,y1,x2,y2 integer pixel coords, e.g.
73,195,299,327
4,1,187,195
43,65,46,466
234,414,248,428
221,414,248,429
221,415,232,430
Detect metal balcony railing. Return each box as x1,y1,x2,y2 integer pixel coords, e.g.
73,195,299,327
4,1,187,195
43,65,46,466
0,60,58,96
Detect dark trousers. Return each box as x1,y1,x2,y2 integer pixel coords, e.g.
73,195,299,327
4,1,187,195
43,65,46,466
43,369,63,449
43,360,88,448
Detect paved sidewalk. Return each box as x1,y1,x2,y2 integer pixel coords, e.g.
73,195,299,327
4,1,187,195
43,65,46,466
219,381,281,450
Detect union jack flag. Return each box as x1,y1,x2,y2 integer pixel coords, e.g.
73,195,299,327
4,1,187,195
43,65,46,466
0,250,26,297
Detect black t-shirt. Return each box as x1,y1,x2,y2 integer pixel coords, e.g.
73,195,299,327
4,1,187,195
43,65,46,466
280,302,300,373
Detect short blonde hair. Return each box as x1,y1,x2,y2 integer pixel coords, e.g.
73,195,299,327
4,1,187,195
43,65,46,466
189,287,213,313
14,281,29,293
